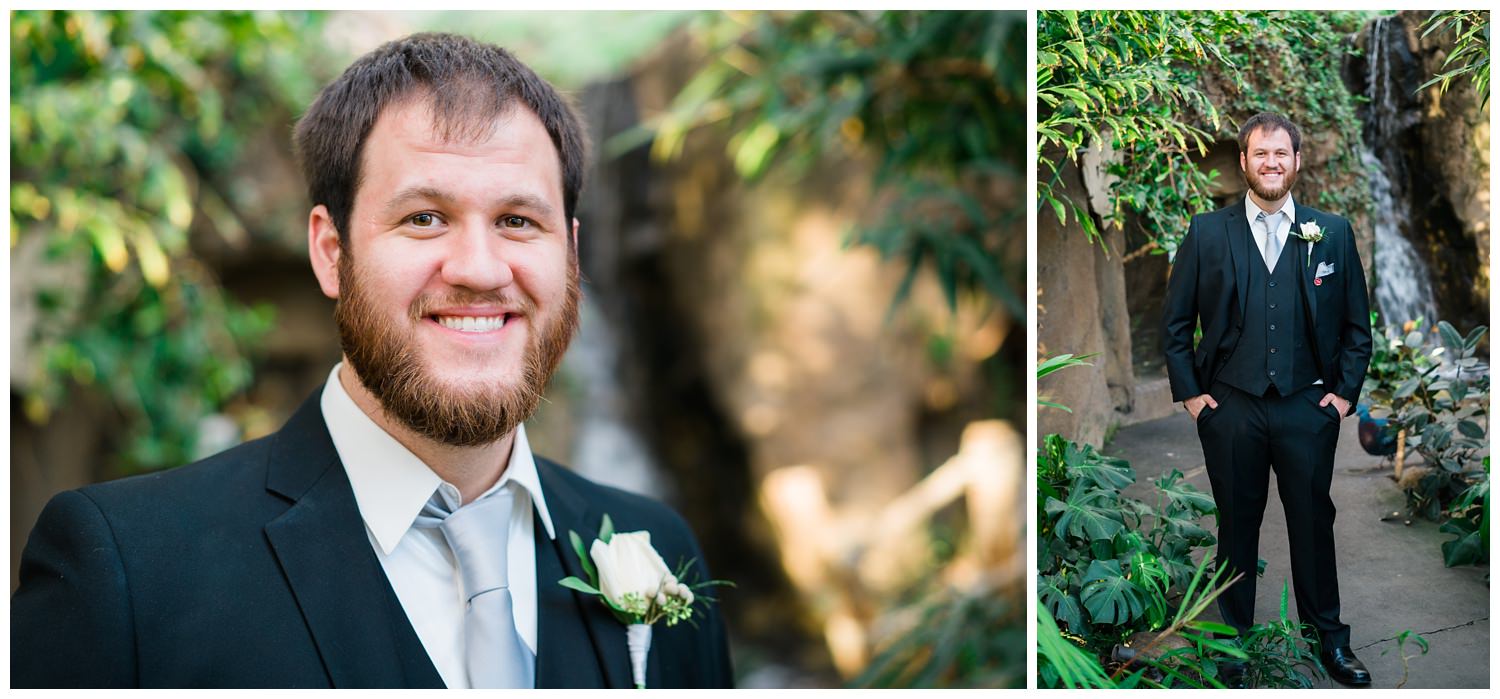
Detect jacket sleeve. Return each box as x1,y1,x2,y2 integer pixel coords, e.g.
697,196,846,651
1162,215,1204,401
11,489,139,688
1335,217,1373,405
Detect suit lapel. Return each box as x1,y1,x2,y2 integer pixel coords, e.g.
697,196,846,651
1225,207,1251,320
533,460,631,688
262,396,445,689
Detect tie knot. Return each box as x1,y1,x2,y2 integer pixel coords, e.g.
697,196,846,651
428,488,515,602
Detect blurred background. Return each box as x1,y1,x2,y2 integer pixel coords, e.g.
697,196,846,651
9,10,1025,687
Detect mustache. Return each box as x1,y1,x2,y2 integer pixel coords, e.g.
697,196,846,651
409,290,535,319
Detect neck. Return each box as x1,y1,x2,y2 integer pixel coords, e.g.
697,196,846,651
338,361,514,505
1248,189,1289,214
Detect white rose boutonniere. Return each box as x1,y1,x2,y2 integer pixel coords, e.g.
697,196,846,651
558,514,732,689
1293,221,1324,267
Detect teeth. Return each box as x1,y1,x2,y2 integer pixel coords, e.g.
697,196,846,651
436,315,507,332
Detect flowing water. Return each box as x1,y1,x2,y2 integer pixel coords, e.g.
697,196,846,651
1361,16,1440,328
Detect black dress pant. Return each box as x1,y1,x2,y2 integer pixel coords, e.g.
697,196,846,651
1195,379,1351,648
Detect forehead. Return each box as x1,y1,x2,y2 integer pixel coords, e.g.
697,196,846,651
356,98,564,208
1246,125,1294,151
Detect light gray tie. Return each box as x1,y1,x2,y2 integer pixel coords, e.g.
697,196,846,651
415,487,534,688
1259,211,1282,273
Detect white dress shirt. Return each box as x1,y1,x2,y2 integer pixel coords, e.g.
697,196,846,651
319,364,557,688
1244,192,1295,267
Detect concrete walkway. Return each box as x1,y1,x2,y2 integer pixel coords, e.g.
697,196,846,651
1105,411,1490,689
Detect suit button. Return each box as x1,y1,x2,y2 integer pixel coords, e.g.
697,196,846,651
1270,348,1278,354
1270,324,1277,331
1270,303,1277,309
1269,370,1278,376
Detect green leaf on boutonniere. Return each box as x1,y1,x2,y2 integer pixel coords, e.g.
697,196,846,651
599,512,616,543
569,530,597,582
559,576,601,595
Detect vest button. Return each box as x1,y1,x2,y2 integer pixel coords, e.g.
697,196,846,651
1269,281,1278,287
1270,303,1277,309
1270,348,1278,354
1270,324,1277,330
1269,370,1278,376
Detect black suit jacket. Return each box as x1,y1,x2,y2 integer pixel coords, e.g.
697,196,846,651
11,393,733,688
1163,200,1373,405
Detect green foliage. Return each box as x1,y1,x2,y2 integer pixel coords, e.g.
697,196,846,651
1037,434,1218,639
1037,10,1227,253
646,10,1025,316
1390,321,1488,523
1037,352,1096,413
1365,315,1490,566
12,11,330,470
852,582,1024,688
1384,629,1431,689
1036,433,1322,688
1420,10,1490,107
1441,457,1489,567
1037,11,1374,258
1237,581,1325,688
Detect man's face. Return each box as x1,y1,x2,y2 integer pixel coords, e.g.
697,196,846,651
1240,126,1300,202
315,99,579,447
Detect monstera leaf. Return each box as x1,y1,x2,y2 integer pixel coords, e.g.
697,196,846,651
1154,470,1218,515
1440,518,1486,567
1046,487,1126,542
1067,445,1136,492
1039,574,1084,631
1079,559,1149,626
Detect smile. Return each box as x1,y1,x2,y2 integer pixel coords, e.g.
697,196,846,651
431,314,511,333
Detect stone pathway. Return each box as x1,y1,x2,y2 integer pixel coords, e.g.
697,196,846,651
1105,410,1490,689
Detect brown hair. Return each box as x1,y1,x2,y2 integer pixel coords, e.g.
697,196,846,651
1236,112,1301,154
293,32,589,244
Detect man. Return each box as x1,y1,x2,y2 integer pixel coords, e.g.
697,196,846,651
1162,113,1373,687
12,33,732,688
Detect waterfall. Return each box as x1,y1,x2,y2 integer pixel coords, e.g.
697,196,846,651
562,291,670,500
1360,15,1440,328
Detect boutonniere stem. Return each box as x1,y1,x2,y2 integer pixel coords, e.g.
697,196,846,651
1293,221,1324,267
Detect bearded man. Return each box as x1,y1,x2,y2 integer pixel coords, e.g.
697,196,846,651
12,33,732,689
1161,112,1373,687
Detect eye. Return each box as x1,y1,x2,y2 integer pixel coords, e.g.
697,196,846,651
501,215,529,229
408,212,439,227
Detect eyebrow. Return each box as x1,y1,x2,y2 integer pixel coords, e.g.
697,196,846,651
380,186,559,222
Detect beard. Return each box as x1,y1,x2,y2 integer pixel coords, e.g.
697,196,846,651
334,250,580,448
1245,164,1297,202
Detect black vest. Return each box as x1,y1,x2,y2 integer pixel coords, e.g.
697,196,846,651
1216,230,1319,396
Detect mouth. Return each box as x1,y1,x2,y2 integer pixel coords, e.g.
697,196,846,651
427,312,517,333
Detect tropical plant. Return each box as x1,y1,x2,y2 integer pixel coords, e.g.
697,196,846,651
11,10,329,470
641,10,1025,316
1441,457,1489,567
1419,10,1490,107
1037,352,1096,412
852,577,1024,688
1237,581,1325,688
1036,10,1227,253
1386,322,1489,524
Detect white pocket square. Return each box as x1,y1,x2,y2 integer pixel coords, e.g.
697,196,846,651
1315,262,1335,278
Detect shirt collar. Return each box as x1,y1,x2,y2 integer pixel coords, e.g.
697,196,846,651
319,363,556,555
1245,192,1296,228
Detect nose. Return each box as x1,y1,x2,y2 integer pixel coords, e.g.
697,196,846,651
438,220,515,291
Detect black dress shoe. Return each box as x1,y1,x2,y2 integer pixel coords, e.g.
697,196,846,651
1321,646,1372,686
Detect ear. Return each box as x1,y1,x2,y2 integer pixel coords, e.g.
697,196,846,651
1293,151,1302,172
570,217,580,251
308,205,342,299
1239,151,1247,173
